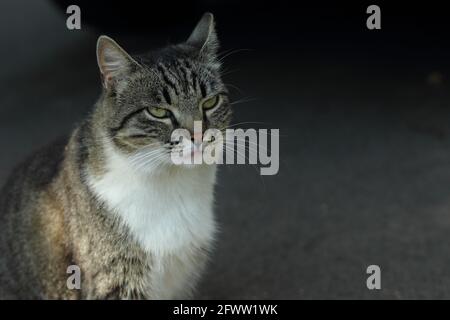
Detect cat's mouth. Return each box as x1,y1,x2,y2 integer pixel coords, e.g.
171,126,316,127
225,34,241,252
178,143,203,164
169,140,221,167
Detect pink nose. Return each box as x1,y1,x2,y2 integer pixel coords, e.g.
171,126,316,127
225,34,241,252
193,131,203,142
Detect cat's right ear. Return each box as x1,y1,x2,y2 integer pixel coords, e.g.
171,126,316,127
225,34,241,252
96,36,140,90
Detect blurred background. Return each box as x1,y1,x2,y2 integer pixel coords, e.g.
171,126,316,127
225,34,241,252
2,0,450,299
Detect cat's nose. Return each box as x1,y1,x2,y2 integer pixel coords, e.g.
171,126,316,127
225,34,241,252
191,131,203,142
191,133,203,148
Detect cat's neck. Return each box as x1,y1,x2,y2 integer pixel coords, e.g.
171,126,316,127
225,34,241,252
84,136,218,254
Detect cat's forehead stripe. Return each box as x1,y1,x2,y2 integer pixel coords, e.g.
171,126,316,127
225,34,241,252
156,64,179,96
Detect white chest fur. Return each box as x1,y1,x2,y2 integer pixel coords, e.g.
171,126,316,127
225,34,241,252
87,147,217,298
88,150,217,254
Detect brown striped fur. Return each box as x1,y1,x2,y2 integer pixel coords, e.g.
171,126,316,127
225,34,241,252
0,13,229,299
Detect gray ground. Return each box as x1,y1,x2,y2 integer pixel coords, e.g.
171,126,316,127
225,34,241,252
2,0,450,299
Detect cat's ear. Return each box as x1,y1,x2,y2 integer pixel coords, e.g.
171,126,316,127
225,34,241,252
96,35,140,90
186,12,219,58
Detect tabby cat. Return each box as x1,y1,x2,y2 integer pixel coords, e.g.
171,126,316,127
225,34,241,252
0,12,231,299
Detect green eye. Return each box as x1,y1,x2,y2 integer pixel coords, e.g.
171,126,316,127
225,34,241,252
148,107,169,119
202,95,219,110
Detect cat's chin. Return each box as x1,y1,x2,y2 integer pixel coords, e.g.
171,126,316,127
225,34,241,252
174,163,210,169
138,161,213,175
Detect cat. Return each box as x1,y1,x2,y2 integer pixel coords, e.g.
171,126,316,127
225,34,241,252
0,12,232,299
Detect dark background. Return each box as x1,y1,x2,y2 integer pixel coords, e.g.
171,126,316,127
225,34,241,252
2,0,450,299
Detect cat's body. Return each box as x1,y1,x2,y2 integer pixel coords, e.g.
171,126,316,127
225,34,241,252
0,130,214,299
0,13,231,299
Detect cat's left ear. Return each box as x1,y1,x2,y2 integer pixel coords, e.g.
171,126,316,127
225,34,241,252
96,35,140,90
186,12,219,59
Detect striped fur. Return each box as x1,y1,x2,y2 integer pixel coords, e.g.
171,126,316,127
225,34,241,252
0,13,231,299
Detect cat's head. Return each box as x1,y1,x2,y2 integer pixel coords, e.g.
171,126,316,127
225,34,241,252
95,13,231,172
